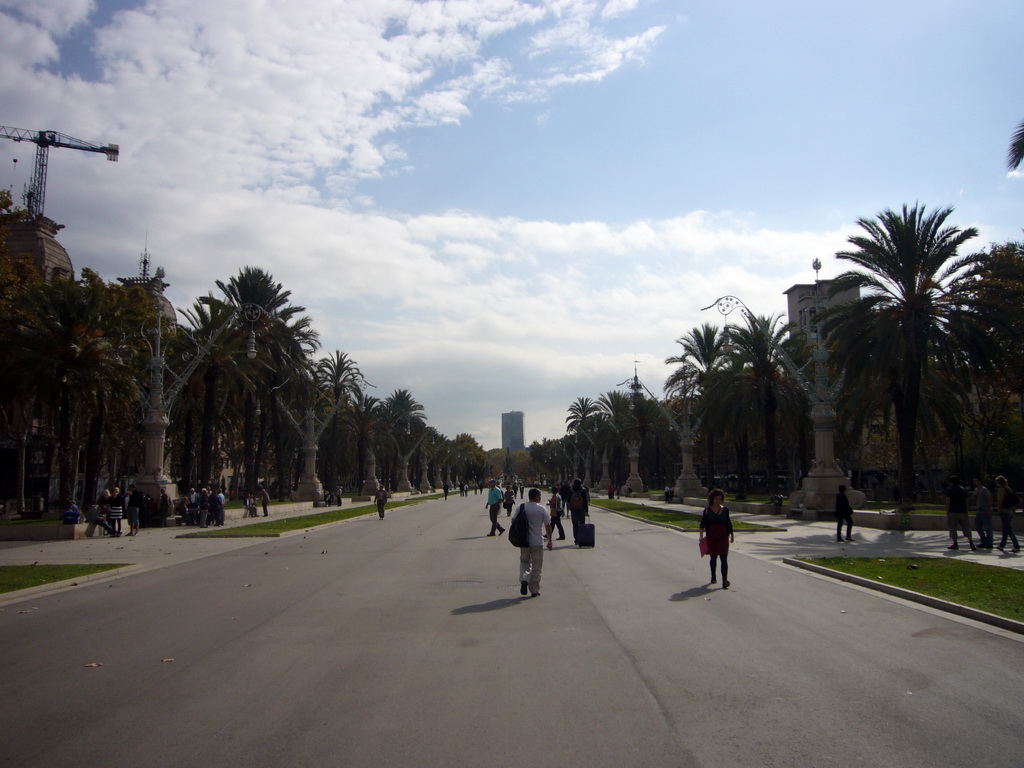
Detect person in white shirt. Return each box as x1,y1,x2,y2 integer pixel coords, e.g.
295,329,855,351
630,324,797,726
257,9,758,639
513,488,553,598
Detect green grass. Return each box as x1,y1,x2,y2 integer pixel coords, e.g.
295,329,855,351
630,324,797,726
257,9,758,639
179,495,440,538
592,500,777,531
797,556,1024,621
0,564,129,594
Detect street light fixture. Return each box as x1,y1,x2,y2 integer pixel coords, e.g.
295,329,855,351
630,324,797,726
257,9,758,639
136,300,271,520
701,267,864,517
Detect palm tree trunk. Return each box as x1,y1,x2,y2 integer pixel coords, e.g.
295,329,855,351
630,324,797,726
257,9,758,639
199,365,219,487
764,390,779,496
82,406,104,506
243,392,255,494
735,431,750,500
705,431,716,488
254,406,268,491
57,383,75,509
270,392,286,500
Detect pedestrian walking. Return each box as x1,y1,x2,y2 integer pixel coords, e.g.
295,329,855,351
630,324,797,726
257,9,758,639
972,477,994,549
485,479,505,536
835,484,854,542
512,488,553,598
503,484,516,517
944,476,976,551
994,476,1020,552
568,479,589,545
260,486,271,517
375,485,388,519
548,485,566,540
699,488,734,589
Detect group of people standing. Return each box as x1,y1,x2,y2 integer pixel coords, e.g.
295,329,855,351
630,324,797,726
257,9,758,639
945,475,1020,552
84,485,173,536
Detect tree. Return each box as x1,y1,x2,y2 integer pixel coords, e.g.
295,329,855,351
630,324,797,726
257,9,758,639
0,271,148,509
381,389,426,492
215,267,319,498
822,204,995,510
1008,119,1024,171
315,351,365,494
720,313,797,496
565,396,600,480
665,322,725,484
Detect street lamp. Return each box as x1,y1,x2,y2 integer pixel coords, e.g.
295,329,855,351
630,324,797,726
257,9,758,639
136,301,270,520
701,270,863,518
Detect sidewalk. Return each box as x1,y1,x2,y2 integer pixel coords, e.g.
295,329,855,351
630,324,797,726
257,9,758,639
0,498,380,606
599,495,1024,570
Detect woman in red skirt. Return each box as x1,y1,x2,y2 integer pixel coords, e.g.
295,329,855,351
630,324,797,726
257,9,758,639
699,488,734,589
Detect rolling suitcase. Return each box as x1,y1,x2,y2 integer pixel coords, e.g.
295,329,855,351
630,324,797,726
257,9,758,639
577,521,595,548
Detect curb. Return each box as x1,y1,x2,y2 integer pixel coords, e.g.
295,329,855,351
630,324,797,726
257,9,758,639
595,505,788,535
0,564,143,608
783,557,1024,636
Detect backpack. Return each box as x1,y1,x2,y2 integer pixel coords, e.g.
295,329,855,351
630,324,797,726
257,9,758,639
569,490,585,511
508,504,530,547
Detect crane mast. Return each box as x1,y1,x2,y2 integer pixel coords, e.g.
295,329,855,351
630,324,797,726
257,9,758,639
1,125,119,219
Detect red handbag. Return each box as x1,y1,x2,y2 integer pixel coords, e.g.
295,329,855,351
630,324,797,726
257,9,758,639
699,537,709,557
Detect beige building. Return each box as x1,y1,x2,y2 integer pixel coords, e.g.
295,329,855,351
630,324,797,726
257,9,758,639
783,279,859,344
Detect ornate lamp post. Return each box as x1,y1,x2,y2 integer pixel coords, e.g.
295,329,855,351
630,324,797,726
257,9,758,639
137,302,269,520
702,271,865,518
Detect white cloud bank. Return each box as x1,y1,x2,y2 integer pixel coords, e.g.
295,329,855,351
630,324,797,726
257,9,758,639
0,0,855,446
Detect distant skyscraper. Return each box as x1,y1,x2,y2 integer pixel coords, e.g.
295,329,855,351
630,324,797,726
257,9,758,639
501,411,525,451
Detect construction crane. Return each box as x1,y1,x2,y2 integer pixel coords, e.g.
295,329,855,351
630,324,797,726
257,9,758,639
1,125,119,220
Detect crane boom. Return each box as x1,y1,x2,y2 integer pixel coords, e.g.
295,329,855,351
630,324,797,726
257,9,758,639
0,125,119,219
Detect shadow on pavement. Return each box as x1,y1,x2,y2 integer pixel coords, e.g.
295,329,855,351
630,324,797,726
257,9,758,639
670,585,714,602
451,597,523,615
740,531,937,560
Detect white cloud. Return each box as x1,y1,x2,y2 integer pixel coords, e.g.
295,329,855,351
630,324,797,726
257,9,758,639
14,0,989,449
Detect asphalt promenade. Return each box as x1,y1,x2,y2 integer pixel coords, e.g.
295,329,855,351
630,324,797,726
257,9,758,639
3,491,1022,768
3,491,1022,624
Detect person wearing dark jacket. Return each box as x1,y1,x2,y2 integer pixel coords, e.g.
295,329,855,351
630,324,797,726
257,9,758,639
700,488,734,588
568,479,589,544
835,484,854,542
127,484,145,536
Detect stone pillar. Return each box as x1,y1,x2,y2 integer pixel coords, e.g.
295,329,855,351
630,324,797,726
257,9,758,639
396,456,413,493
787,402,864,518
624,442,644,495
595,453,610,493
360,448,380,495
293,410,323,503
136,355,172,521
673,433,706,501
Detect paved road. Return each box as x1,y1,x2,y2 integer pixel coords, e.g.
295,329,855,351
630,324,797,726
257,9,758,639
2,494,1022,767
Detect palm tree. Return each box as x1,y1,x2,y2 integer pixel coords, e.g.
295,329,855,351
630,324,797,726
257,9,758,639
215,267,319,498
382,389,426,492
822,204,994,510
315,351,365,495
722,313,795,496
665,323,725,485
178,296,251,490
1008,119,1024,170
0,273,142,509
566,396,600,480
348,389,382,493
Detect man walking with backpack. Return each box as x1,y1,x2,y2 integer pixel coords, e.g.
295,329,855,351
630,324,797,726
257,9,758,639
511,488,552,598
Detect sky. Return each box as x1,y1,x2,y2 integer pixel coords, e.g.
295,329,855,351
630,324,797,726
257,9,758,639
1,0,1022,449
